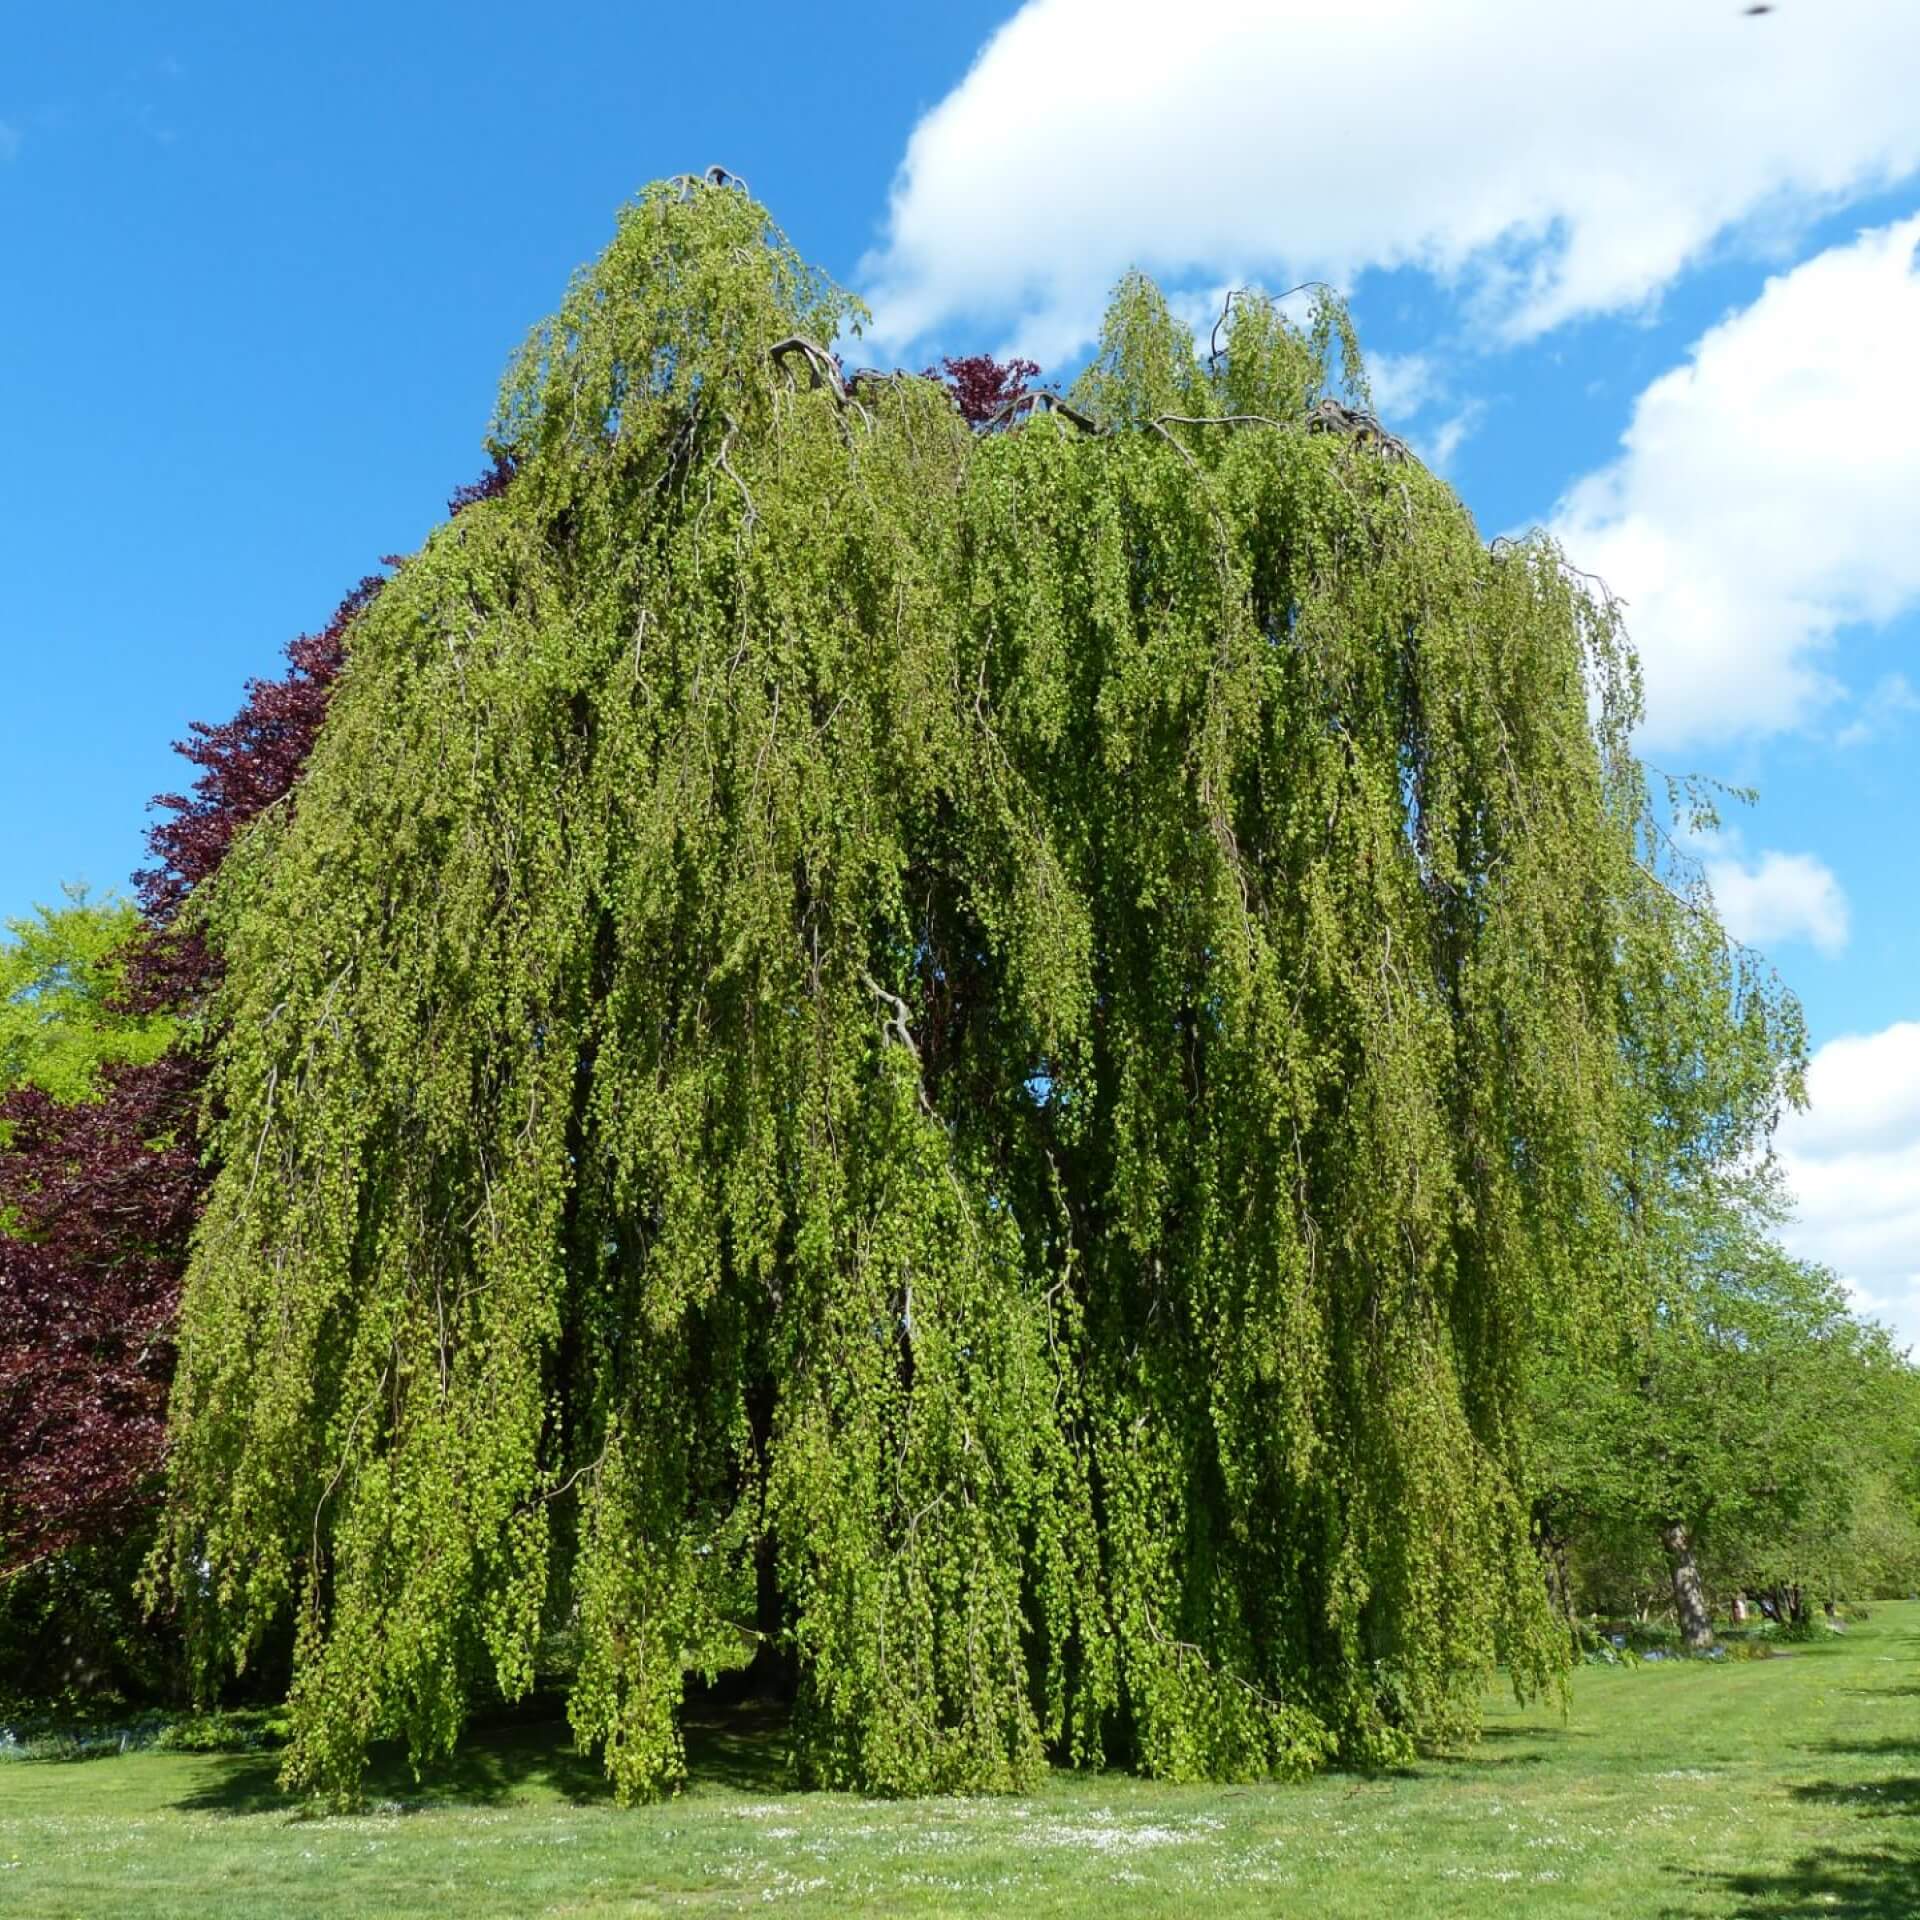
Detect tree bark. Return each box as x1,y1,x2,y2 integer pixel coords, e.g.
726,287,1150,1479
1661,1521,1715,1650
1729,1593,1749,1625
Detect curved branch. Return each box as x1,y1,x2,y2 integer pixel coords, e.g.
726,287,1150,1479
985,389,1105,436
1207,281,1337,369
716,414,759,532
673,163,752,201
844,367,914,403
1152,412,1294,434
769,335,850,405
860,969,936,1119
1306,396,1410,461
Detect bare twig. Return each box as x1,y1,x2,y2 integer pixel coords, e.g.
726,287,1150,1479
536,1436,613,1508
1208,281,1338,369
1147,417,1204,476
859,969,936,1118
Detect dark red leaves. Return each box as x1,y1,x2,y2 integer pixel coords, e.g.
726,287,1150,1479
928,354,1042,428
0,1056,202,1575
120,576,382,1014
448,452,517,515
2,575,383,1572
133,576,381,931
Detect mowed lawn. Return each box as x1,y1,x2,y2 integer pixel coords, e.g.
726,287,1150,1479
3,1605,1916,1919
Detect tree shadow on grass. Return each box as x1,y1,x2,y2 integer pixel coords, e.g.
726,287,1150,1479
1678,1842,1920,1919
1790,1776,1920,1818
1805,1735,1920,1763
1672,1674,1920,1918
1417,1725,1559,1773
682,1701,790,1795
170,1699,790,1817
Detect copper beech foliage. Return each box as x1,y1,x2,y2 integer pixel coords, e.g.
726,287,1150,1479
925,352,1040,426
0,1059,201,1575
0,579,377,1576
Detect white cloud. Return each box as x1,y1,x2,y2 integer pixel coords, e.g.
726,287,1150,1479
1704,849,1850,957
1547,217,1920,748
1834,672,1920,749
1778,1022,1920,1354
1366,352,1439,423
1420,402,1485,476
859,0,1920,359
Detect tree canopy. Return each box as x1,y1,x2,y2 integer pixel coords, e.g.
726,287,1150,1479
156,176,1793,1803
0,889,172,1107
1534,1181,1920,1633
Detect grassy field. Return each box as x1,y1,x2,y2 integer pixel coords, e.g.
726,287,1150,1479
3,1604,1916,1918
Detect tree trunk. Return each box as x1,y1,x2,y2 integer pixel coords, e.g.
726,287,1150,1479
1660,1521,1715,1650
1538,1519,1574,1623
1729,1593,1749,1625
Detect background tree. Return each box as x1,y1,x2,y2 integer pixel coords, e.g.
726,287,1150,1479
1543,766,1809,1643
154,177,1784,1806
1533,1189,1918,1638
0,577,385,1700
925,352,1041,426
0,888,172,1107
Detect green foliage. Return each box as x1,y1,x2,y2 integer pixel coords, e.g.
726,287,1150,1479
158,179,1764,1804
0,887,172,1105
0,1535,185,1720
1535,1183,1919,1619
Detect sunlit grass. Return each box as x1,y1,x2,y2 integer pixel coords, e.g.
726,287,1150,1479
3,1603,1915,1916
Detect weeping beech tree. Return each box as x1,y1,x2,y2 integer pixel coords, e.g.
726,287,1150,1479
157,175,1752,1803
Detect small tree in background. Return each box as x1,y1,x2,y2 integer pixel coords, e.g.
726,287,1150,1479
0,889,172,1107
927,352,1041,425
1533,1190,1920,1638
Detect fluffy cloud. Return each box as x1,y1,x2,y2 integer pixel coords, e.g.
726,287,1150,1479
1420,403,1485,476
1705,849,1850,957
1548,217,1920,747
1363,352,1439,422
1835,672,1920,750
1778,1023,1920,1353
859,0,1920,358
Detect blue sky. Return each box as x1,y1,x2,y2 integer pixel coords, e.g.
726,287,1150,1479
4,1,1917,1338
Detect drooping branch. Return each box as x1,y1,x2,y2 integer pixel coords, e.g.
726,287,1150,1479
768,334,849,404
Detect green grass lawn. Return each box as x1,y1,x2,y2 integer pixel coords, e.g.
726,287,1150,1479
3,1604,1916,1918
